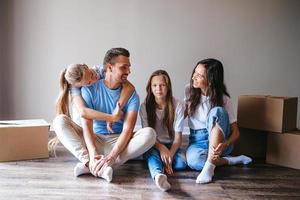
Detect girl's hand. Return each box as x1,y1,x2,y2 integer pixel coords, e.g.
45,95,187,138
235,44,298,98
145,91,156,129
106,122,114,133
159,145,173,174
112,102,123,122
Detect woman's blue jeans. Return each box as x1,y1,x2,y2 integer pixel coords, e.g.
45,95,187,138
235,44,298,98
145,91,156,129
144,143,187,179
186,107,234,171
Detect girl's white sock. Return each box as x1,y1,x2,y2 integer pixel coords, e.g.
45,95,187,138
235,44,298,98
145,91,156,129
74,162,90,177
223,155,252,165
154,174,171,192
196,161,215,184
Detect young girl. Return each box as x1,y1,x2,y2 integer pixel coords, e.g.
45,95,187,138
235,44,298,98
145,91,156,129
185,58,252,184
49,63,134,179
140,70,187,191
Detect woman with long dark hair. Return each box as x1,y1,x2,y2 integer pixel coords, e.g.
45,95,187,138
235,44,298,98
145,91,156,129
185,58,251,184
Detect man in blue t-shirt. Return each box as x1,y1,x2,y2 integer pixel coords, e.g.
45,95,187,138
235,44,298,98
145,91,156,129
80,48,156,181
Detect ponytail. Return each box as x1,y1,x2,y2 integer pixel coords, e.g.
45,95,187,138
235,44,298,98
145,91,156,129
49,68,71,156
56,69,71,116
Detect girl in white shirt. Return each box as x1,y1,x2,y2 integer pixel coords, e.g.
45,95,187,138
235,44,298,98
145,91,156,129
140,70,187,191
185,58,251,184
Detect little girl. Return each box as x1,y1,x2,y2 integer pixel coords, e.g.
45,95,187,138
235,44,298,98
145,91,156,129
185,58,252,184
49,63,134,181
140,70,187,191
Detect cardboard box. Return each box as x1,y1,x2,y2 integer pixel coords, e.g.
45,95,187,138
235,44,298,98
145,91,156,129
266,130,300,170
0,119,50,162
237,95,298,133
231,128,268,160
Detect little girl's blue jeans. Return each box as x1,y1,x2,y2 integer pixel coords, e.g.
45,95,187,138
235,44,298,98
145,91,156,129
144,143,187,179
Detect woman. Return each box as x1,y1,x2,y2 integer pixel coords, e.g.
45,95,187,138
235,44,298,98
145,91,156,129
140,70,187,191
185,59,252,184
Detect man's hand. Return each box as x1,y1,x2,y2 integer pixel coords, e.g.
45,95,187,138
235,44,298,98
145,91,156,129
96,154,116,177
89,154,105,177
89,154,116,177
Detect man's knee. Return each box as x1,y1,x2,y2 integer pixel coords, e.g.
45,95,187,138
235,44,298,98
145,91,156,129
140,127,157,146
52,114,70,132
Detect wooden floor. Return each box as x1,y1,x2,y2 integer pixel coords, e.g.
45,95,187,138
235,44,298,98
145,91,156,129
1,144,300,199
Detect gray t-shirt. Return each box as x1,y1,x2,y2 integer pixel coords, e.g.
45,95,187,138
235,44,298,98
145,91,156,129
139,98,184,144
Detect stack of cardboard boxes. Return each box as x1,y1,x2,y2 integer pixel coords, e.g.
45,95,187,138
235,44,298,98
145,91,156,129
232,95,299,170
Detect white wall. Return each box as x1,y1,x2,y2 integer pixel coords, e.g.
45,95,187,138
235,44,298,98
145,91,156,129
2,0,300,127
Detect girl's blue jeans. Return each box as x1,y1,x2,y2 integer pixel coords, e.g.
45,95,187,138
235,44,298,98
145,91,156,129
144,143,187,179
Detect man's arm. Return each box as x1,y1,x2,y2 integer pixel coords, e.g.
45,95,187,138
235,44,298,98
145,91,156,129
81,117,97,156
81,117,102,176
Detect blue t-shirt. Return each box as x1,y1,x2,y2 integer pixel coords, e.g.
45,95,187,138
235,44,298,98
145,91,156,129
81,79,139,135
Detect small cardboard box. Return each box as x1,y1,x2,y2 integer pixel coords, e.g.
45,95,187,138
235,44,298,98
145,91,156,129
237,95,298,133
232,128,268,160
266,130,300,170
0,119,50,162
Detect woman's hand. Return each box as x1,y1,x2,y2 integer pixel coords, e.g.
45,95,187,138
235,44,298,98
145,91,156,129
211,143,227,161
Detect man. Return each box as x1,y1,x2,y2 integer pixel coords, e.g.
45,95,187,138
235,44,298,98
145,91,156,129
80,48,156,181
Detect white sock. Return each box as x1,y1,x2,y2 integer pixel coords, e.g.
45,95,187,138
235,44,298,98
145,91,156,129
196,161,215,184
74,162,90,177
223,155,252,165
154,174,171,192
100,166,113,183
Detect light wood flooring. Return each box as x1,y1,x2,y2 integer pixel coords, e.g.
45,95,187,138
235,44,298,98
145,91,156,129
1,138,300,199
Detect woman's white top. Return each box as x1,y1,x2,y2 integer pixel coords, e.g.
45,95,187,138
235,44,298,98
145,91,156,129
139,98,184,144
184,84,236,130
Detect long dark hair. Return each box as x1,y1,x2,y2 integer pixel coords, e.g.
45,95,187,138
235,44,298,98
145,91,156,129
145,70,175,138
188,58,230,116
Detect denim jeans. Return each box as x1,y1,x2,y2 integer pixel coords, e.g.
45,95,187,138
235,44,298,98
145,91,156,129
144,143,187,179
186,107,234,171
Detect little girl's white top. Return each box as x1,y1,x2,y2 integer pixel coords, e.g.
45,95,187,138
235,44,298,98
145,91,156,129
139,98,184,144
184,84,237,130
69,65,105,126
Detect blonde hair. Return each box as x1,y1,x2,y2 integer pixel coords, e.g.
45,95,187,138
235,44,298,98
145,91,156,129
48,64,85,155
